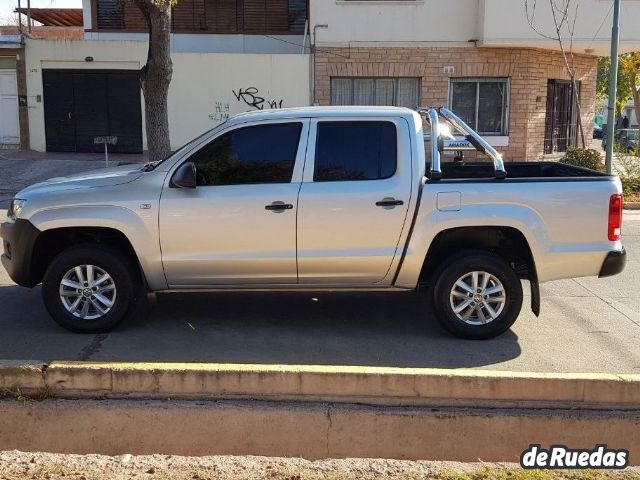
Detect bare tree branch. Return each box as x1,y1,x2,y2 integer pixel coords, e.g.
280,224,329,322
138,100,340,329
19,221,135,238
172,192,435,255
525,0,586,149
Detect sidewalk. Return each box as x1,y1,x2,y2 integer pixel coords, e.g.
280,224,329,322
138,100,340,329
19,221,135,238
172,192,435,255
0,150,147,208
0,149,148,164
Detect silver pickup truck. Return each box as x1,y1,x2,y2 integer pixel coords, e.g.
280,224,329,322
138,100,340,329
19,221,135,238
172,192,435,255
1,107,625,339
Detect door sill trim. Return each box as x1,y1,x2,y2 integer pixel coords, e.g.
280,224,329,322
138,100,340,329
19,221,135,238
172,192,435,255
161,284,412,293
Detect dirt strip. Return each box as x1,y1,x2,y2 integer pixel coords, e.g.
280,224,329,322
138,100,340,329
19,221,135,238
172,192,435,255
1,451,640,480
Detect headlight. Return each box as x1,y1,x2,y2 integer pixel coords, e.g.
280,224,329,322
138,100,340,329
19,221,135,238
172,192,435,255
7,199,27,222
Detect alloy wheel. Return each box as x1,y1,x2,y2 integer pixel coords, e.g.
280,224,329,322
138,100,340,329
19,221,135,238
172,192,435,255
59,264,117,320
449,271,506,325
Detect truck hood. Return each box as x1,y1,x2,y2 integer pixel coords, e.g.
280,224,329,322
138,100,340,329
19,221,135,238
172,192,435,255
18,164,144,196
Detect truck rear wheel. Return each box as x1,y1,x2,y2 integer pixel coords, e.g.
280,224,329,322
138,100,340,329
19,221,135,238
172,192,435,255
42,244,138,333
432,251,523,339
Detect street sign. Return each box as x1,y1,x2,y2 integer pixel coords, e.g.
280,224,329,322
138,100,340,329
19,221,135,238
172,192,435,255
94,136,118,145
94,136,118,167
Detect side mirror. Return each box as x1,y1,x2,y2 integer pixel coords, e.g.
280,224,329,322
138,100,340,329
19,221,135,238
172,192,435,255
171,162,197,189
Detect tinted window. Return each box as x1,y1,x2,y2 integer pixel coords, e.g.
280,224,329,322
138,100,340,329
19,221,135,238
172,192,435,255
190,123,302,186
314,122,397,182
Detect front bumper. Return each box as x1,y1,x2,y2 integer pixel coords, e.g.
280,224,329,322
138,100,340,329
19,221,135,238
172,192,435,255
1,219,41,287
598,248,626,278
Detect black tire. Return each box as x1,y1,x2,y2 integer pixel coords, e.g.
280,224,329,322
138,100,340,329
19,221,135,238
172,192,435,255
432,251,523,340
42,244,139,333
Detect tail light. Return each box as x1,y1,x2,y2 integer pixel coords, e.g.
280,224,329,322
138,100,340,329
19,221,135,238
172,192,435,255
608,194,623,241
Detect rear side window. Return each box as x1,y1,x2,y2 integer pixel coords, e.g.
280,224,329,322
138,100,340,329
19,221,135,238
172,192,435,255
314,121,397,182
190,122,302,186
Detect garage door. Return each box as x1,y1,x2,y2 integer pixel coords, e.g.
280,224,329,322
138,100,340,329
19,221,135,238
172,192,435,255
43,69,143,153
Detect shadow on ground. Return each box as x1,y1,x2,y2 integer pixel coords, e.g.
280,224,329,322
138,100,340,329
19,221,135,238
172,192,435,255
0,285,521,368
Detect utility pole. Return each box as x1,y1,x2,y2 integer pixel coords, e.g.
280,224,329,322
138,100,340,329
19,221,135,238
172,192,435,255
605,0,621,174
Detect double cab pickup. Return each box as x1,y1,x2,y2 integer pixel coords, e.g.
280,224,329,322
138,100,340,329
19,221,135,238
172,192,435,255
1,106,626,339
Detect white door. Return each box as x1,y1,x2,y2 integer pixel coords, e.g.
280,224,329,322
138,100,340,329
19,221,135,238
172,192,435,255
159,120,309,286
296,118,413,285
0,70,19,145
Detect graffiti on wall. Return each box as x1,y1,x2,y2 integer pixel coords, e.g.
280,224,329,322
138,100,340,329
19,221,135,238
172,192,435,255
233,87,284,111
208,101,230,123
208,87,286,124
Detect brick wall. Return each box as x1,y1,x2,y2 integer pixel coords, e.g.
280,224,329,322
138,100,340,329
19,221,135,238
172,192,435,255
314,46,598,160
0,26,84,40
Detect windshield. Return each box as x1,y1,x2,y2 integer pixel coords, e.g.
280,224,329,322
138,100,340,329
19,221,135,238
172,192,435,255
141,121,229,170
628,130,639,140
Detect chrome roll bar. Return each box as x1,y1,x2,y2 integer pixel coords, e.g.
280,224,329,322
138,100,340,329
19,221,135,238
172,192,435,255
425,108,443,180
419,107,507,180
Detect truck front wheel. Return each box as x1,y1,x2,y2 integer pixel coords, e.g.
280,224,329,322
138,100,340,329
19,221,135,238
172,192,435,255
432,252,523,339
42,244,139,333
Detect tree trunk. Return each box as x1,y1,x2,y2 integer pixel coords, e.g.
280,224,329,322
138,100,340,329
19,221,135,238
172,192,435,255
571,76,586,148
133,0,173,162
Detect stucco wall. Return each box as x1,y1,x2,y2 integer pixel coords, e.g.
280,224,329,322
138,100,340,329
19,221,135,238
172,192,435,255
24,39,311,151
310,0,640,56
481,0,640,55
310,0,479,45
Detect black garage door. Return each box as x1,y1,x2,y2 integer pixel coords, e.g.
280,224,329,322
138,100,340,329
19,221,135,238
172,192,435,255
43,69,143,153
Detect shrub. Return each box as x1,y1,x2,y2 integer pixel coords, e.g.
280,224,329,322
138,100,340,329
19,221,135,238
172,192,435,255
621,176,640,197
560,147,604,171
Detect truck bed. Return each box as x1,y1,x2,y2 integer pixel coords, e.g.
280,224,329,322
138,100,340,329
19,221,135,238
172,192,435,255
437,161,611,180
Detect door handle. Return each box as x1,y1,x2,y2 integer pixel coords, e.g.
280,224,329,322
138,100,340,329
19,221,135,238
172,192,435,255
376,198,404,207
265,201,293,211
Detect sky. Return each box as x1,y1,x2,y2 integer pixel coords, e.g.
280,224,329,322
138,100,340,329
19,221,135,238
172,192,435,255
0,0,82,23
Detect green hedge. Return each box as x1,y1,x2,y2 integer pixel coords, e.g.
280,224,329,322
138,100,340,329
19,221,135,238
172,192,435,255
621,176,640,197
559,147,604,171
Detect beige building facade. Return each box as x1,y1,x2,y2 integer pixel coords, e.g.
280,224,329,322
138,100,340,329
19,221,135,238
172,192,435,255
315,46,598,160
310,0,640,161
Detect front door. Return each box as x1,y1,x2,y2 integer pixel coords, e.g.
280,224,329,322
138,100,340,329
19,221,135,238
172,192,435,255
0,69,19,145
159,120,309,286
296,118,413,285
544,79,580,154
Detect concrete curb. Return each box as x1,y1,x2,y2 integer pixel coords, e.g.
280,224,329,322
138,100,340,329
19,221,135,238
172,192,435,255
1,399,639,462
2,361,640,409
2,362,640,462
0,360,47,392
624,201,640,210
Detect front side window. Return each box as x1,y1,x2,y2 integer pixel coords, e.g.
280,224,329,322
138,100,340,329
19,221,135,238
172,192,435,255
190,123,302,186
314,121,397,182
450,78,509,135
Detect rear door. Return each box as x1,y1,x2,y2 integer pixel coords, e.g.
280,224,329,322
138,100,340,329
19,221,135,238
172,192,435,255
296,117,413,285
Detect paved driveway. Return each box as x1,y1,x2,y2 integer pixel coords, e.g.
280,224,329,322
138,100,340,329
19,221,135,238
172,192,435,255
0,210,638,373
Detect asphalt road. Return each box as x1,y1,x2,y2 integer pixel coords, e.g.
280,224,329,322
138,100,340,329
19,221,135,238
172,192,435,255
0,211,638,373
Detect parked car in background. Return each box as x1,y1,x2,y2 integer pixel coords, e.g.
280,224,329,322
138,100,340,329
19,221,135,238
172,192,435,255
593,123,603,139
1,107,626,340
602,129,639,153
